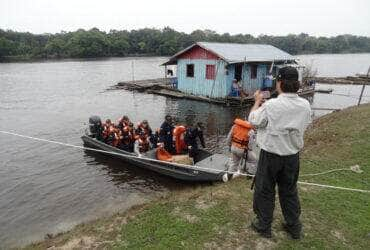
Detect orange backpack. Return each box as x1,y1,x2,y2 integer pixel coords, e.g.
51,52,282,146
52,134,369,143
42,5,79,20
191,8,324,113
156,147,173,162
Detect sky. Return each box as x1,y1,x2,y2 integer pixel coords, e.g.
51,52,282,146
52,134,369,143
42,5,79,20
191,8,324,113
0,0,369,37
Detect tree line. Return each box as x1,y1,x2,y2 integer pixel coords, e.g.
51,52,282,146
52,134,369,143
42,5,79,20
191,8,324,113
1,27,370,60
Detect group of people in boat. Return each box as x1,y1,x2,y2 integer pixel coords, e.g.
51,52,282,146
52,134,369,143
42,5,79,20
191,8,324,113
99,115,155,154
94,114,205,162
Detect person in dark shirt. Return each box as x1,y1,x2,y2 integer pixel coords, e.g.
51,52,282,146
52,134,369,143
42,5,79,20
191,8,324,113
150,129,160,148
184,122,206,159
159,115,175,153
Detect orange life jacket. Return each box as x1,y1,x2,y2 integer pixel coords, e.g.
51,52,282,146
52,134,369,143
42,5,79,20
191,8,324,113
121,126,133,145
231,118,253,149
138,138,150,153
156,147,173,162
102,122,114,139
112,129,121,147
105,125,117,146
173,125,187,154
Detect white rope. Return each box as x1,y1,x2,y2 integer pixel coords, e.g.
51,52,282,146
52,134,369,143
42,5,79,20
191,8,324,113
297,181,369,193
0,130,369,194
300,168,351,177
0,130,234,174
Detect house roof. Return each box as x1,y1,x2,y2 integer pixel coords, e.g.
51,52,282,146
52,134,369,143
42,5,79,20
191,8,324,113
163,42,296,65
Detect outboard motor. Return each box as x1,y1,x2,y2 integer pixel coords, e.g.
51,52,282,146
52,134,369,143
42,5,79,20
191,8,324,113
89,115,103,140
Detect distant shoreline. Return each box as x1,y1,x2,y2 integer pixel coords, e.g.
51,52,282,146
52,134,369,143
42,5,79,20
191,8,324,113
1,28,370,63
1,52,370,64
0,54,164,63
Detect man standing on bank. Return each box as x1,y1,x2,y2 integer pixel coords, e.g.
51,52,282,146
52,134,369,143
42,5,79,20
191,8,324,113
248,66,312,239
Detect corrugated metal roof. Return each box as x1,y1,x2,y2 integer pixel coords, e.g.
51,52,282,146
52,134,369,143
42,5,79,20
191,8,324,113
198,42,295,63
162,42,296,65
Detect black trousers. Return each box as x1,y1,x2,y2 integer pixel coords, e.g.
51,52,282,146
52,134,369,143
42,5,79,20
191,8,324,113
253,149,301,231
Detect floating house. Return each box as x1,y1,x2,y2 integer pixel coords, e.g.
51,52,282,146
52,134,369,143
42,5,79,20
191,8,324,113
163,42,299,98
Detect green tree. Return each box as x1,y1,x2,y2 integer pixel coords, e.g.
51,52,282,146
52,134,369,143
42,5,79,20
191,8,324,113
1,28,370,60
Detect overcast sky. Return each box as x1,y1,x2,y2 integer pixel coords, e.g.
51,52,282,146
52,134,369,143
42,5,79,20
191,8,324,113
0,0,369,36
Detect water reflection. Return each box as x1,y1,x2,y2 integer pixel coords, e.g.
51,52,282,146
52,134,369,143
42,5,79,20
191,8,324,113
165,98,248,136
82,150,190,192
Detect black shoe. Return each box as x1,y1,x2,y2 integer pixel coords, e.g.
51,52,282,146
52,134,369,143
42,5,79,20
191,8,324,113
251,220,272,238
282,223,302,239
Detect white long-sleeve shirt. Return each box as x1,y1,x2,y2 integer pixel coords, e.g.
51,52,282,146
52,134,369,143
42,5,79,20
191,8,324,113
248,93,312,156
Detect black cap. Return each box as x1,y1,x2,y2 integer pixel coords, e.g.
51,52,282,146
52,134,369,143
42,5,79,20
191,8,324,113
277,66,298,81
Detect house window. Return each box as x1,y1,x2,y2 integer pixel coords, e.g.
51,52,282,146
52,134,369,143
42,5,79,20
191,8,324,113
206,64,216,80
251,65,258,79
186,64,194,77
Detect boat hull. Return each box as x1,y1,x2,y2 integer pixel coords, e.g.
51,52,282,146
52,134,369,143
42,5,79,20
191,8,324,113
81,135,226,182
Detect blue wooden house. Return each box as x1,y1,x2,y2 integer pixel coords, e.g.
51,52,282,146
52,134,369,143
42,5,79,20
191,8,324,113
163,42,298,98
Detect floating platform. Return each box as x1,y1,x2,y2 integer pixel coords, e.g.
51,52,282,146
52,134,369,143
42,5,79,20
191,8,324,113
110,78,315,107
310,76,370,85
315,88,334,94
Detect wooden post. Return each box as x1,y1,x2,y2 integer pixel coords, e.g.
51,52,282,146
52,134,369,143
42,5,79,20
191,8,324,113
131,60,135,83
358,84,366,106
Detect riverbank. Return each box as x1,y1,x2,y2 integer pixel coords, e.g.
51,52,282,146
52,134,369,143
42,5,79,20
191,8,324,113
22,103,370,249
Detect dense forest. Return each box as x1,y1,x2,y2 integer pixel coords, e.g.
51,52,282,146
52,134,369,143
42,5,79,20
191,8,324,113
1,27,370,60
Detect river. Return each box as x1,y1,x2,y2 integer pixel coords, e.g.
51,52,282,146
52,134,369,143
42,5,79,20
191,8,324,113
0,54,369,248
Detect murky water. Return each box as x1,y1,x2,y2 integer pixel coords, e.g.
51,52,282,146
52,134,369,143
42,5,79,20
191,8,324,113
0,54,369,248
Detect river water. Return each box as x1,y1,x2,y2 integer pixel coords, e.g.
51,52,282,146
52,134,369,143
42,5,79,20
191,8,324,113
0,54,369,247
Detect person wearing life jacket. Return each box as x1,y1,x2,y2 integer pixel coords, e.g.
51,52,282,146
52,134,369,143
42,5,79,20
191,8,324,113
117,115,130,131
134,132,150,156
102,119,113,143
119,125,135,152
184,122,206,159
226,118,254,178
156,142,173,162
136,119,153,143
105,124,119,146
124,122,135,152
119,126,129,150
112,126,121,147
173,125,187,154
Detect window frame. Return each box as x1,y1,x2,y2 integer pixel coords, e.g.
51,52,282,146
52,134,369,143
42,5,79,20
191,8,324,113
186,64,195,78
205,64,216,80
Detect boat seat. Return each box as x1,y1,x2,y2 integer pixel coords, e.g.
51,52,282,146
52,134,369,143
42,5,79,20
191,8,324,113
195,154,229,171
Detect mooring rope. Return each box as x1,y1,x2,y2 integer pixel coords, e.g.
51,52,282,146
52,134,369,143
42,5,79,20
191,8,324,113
0,130,369,194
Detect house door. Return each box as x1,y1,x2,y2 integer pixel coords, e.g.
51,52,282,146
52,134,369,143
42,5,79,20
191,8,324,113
234,64,243,81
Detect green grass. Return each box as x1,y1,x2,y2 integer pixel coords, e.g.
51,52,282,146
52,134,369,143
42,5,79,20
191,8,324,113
24,104,370,250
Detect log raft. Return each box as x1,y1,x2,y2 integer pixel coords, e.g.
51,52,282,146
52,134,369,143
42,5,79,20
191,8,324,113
109,78,315,107
309,76,370,85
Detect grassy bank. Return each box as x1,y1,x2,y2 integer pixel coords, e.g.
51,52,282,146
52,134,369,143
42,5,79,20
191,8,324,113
24,104,370,249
